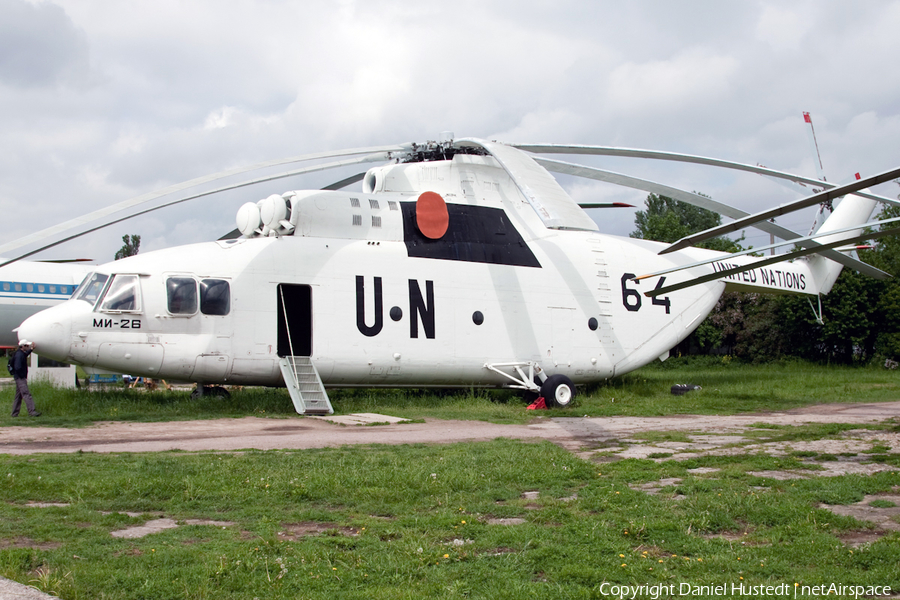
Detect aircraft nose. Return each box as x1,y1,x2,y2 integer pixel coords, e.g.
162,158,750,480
17,302,78,362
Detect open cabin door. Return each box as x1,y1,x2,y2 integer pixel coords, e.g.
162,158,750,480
276,284,331,415
276,284,312,357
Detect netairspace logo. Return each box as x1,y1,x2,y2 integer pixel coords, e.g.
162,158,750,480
598,582,893,599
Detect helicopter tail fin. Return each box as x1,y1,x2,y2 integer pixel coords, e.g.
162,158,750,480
639,187,899,299
806,183,879,295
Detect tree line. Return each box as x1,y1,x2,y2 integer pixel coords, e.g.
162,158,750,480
631,193,900,364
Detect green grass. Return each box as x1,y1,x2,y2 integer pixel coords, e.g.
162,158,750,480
0,442,898,599
2,359,899,598
2,359,899,427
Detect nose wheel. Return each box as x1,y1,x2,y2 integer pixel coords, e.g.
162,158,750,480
541,374,576,407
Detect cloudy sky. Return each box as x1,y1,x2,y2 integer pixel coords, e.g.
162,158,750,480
2,0,899,262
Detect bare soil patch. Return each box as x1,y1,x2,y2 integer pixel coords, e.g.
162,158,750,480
837,530,884,547
110,518,235,539
0,537,61,551
277,522,359,541
821,495,900,532
483,517,527,525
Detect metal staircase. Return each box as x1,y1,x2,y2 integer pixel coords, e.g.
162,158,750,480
279,356,333,415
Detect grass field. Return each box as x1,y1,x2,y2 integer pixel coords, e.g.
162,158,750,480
1,439,899,599
0,359,898,598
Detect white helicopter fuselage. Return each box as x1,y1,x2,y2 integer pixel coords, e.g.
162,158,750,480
22,231,721,387
18,151,843,392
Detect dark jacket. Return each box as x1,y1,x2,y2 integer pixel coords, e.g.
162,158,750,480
12,348,30,379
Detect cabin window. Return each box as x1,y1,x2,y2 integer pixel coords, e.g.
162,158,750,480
14,284,21,292
2,283,8,291
167,277,198,314
200,279,230,315
98,274,141,312
75,273,109,305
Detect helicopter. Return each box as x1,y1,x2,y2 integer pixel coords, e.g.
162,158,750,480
10,134,900,414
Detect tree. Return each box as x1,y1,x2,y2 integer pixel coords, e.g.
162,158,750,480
630,193,743,252
115,234,141,260
859,200,900,361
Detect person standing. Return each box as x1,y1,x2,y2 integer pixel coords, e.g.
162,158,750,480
10,340,40,417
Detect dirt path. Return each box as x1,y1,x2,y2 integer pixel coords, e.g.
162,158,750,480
0,400,897,455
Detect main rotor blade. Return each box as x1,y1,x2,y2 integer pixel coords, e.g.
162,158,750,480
536,157,889,279
0,144,406,259
661,166,900,255
320,172,366,191
0,153,392,267
537,156,783,227
577,202,635,208
646,224,900,298
636,215,900,282
513,143,900,208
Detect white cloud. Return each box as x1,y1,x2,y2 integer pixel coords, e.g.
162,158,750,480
204,106,240,130
0,0,898,262
606,49,739,115
755,4,812,51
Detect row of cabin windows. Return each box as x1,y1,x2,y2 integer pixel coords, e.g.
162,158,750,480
1,282,71,294
74,273,230,316
167,277,230,315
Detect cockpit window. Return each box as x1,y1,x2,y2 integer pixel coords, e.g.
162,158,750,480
98,275,141,312
200,279,230,315
75,273,109,305
167,277,198,314
70,275,89,299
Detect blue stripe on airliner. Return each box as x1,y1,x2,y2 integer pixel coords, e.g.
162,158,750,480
0,281,73,297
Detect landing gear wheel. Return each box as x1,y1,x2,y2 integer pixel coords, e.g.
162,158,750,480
191,385,231,400
541,374,576,408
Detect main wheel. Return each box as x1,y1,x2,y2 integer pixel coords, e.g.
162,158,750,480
190,385,231,399
541,374,576,408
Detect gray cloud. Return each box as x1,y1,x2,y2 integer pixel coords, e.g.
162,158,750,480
0,0,91,88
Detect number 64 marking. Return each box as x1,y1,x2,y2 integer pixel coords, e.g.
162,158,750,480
621,274,671,314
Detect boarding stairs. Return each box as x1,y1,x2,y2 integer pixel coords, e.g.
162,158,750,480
279,356,333,415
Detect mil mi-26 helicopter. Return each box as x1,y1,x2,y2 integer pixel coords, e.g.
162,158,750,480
9,132,900,414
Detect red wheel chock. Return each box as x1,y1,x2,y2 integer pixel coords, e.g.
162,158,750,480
526,397,548,410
